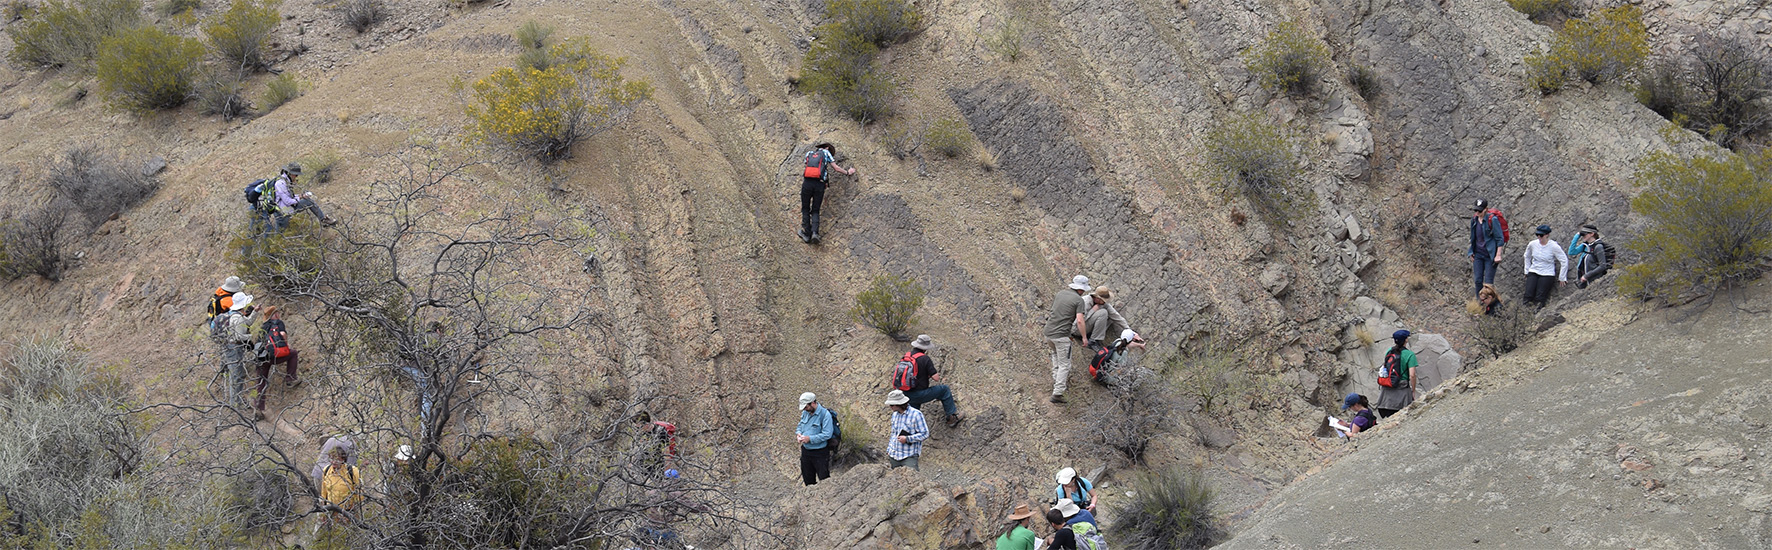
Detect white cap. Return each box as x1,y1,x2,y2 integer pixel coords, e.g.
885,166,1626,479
1056,466,1077,485
798,392,817,409
1120,329,1138,342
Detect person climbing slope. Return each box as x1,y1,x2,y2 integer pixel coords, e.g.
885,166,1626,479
1043,275,1093,403
798,142,855,244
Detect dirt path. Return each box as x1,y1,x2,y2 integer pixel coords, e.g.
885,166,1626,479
1219,280,1772,549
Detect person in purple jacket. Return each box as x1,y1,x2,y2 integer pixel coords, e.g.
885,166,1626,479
269,162,336,231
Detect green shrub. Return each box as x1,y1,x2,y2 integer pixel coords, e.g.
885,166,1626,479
1113,464,1222,550
1348,63,1380,100
1203,113,1308,222
829,0,921,46
1636,34,1772,149
258,71,301,111
514,19,553,51
203,0,280,71
339,0,381,33
4,0,32,21
195,73,250,119
1523,6,1648,93
95,26,205,113
46,145,158,227
1473,302,1535,357
156,0,197,16
1244,21,1332,97
848,273,924,341
1166,340,1246,415
4,0,140,68
461,38,653,162
228,214,327,296
982,16,1026,62
1506,0,1573,22
829,403,881,467
923,117,973,158
295,148,339,184
878,117,922,160
1619,148,1772,300
800,24,896,123
515,46,553,71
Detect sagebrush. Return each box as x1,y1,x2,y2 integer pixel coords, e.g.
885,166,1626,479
983,16,1026,62
4,0,139,68
1619,147,1772,300
259,72,302,111
203,0,280,71
828,0,921,46
96,25,205,113
1203,113,1309,222
1167,340,1246,415
1348,63,1381,100
1244,21,1332,97
1506,0,1573,22
515,19,553,51
196,73,251,119
0,201,71,281
1524,6,1648,93
849,273,924,341
46,145,158,227
295,149,340,184
1473,302,1536,356
1113,464,1222,550
340,0,382,33
799,25,895,123
462,38,654,162
923,117,973,158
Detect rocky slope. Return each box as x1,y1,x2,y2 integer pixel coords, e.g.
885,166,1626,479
1220,280,1772,549
0,0,1756,546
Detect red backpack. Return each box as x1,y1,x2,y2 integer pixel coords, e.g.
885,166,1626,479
1484,208,1511,245
1377,347,1404,388
263,319,292,358
891,351,923,391
803,149,827,179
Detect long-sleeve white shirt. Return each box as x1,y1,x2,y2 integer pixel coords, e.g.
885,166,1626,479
1523,238,1569,280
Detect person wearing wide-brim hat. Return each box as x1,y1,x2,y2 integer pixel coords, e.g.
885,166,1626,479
884,389,928,471
1374,330,1419,418
1521,224,1568,309
1042,275,1095,403
207,276,244,327
899,334,964,428
994,502,1040,550
219,293,260,407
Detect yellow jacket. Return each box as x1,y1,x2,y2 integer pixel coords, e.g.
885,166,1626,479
320,464,363,510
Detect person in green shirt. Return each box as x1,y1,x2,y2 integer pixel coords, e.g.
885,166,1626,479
995,502,1039,550
1374,329,1418,418
1043,275,1093,403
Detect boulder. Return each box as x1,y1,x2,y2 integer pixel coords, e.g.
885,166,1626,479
784,465,1006,549
1260,264,1291,297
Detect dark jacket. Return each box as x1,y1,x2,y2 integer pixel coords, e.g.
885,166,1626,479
1572,240,1612,284
1469,213,1504,256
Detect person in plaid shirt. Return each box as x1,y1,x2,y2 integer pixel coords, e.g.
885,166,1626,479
884,390,929,470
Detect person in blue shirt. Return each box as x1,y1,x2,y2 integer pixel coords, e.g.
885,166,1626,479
1053,467,1098,514
795,392,835,486
1468,199,1506,298
1044,499,1103,549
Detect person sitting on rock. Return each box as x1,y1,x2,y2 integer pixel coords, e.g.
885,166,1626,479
1053,467,1099,515
900,335,963,428
1342,393,1378,435
269,162,337,231
994,503,1039,550
1374,330,1418,418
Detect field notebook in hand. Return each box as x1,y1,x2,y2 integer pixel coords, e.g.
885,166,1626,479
1327,416,1353,437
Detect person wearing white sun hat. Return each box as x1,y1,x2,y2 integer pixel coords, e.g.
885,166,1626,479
1043,275,1094,403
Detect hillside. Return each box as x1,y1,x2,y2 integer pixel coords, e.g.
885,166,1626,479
1220,280,1772,549
0,0,1763,545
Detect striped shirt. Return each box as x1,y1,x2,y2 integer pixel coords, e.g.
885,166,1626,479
887,408,929,460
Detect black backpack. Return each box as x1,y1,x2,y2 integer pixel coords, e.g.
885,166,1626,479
1377,347,1405,388
1597,240,1616,267
243,179,271,212
826,406,842,453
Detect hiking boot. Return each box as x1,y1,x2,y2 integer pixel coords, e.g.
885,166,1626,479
1050,394,1067,404
285,379,302,390
321,217,337,226
809,232,821,244
796,229,809,243
253,410,266,421
946,413,964,428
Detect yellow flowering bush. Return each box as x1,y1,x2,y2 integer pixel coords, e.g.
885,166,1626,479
463,38,653,163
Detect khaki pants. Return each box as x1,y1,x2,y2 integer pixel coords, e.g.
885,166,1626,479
1050,337,1073,396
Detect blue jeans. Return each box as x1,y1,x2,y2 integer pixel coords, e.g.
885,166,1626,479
904,385,957,417
1472,253,1498,297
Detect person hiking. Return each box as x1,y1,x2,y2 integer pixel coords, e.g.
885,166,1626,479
884,389,928,470
896,335,963,427
1374,330,1418,418
319,446,363,527
1569,224,1613,289
794,392,836,486
1044,500,1104,550
1477,283,1504,316
268,162,337,231
1342,393,1378,435
1053,467,1099,515
1468,199,1506,298
995,503,1040,550
310,435,357,487
216,294,258,408
1043,275,1093,403
250,305,301,420
207,276,243,328
635,411,680,468
1522,224,1568,308
798,142,855,244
